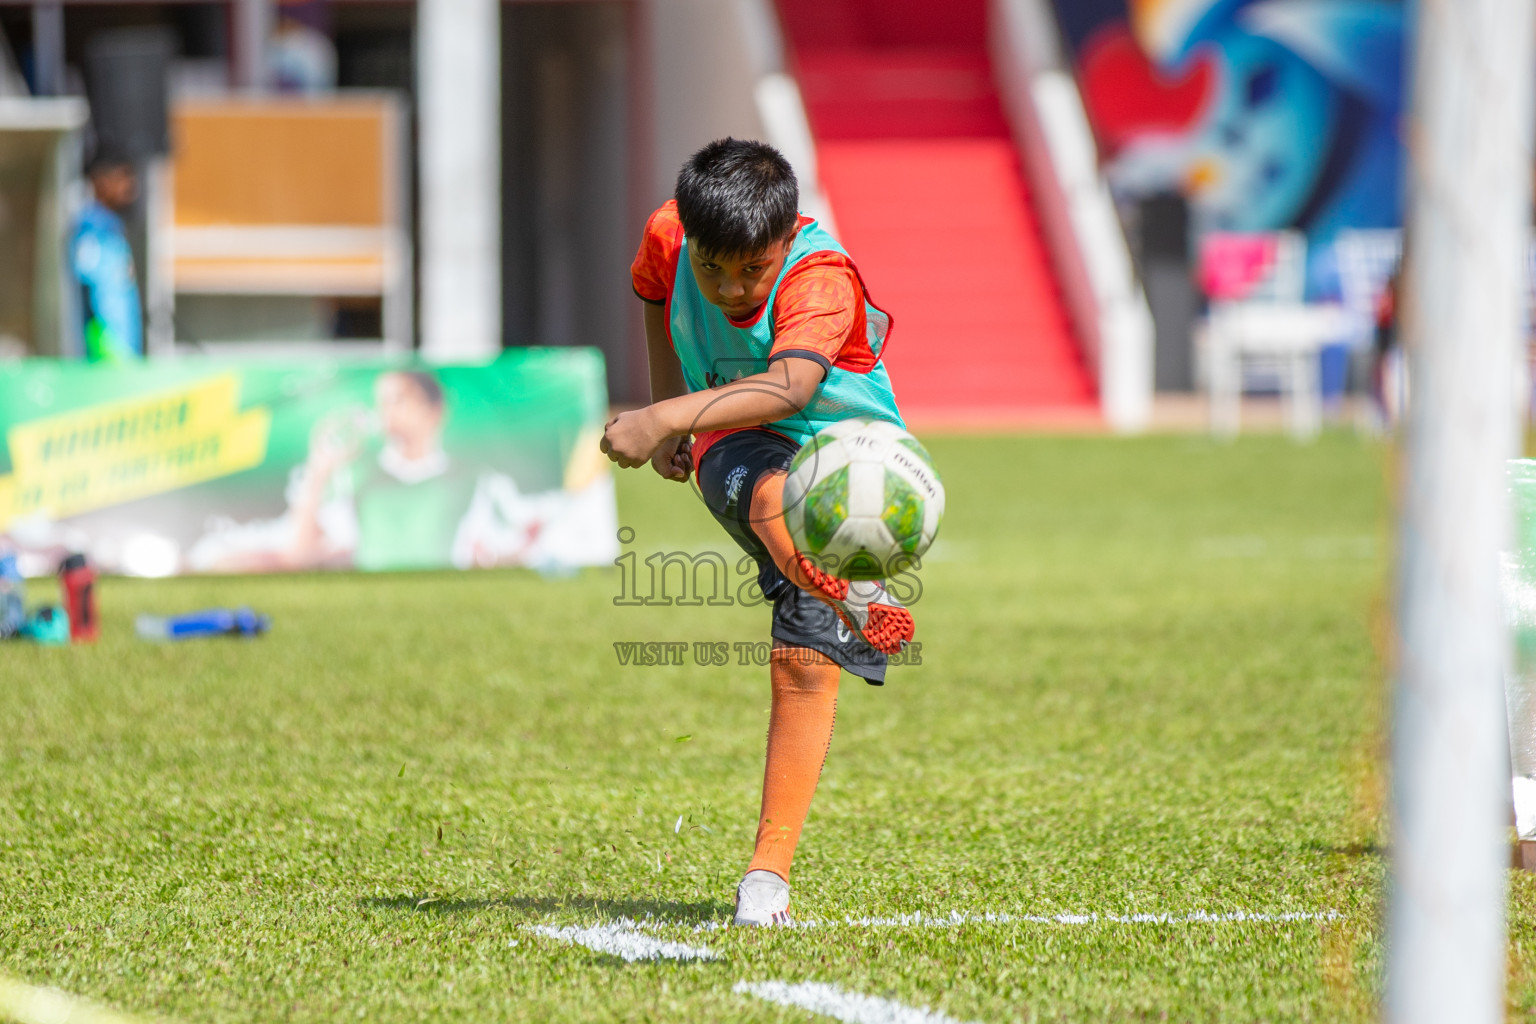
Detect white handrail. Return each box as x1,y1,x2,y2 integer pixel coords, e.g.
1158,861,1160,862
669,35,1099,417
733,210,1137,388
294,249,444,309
753,72,838,236
990,0,1153,432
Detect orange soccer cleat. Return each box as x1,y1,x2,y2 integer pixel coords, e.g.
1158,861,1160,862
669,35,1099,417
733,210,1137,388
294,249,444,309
793,553,915,656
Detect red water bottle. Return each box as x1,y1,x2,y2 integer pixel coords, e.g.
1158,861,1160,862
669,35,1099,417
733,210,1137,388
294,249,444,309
59,553,98,642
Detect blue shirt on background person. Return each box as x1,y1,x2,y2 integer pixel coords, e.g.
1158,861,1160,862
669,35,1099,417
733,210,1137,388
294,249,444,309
72,149,143,362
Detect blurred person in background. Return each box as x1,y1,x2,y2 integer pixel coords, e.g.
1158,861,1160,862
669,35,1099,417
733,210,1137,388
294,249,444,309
72,145,142,363
1372,263,1402,426
269,0,336,93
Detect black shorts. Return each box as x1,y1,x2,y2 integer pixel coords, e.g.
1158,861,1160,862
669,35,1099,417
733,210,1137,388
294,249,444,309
696,428,888,685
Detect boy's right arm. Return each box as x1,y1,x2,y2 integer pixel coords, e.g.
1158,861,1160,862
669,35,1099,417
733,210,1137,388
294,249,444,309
643,301,692,482
645,302,686,402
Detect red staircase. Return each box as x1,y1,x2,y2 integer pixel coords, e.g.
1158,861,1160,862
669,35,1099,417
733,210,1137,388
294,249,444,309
777,0,1098,426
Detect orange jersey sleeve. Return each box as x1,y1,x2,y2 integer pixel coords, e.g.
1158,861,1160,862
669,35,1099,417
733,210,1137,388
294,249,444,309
769,252,879,374
631,200,685,304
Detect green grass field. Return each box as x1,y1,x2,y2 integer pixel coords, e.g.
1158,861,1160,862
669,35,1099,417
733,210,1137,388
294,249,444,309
5,432,1534,1022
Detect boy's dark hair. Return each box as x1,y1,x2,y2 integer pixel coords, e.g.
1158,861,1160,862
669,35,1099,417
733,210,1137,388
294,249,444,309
674,138,799,258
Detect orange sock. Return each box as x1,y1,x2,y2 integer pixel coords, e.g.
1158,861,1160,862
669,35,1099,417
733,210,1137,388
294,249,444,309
749,471,823,593
743,471,841,881
748,644,840,882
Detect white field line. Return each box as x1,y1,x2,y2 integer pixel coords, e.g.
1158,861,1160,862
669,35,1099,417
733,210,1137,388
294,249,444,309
529,919,718,962
686,909,1340,933
0,974,160,1024
736,980,977,1024
527,908,1340,961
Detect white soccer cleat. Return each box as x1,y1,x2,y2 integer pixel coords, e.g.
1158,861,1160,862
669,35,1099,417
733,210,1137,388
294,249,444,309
733,869,791,927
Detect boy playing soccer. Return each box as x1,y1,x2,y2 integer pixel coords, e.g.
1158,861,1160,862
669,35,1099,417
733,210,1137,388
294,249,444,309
600,139,913,926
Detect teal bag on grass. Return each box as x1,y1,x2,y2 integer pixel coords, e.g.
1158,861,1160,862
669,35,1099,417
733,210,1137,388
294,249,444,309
21,606,70,645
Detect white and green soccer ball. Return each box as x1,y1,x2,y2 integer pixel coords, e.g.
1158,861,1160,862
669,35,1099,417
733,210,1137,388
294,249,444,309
782,418,944,581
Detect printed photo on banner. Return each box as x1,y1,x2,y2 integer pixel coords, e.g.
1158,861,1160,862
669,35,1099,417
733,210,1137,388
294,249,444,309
0,350,618,577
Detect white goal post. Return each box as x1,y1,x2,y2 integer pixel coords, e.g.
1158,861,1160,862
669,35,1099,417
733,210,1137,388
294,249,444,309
1389,0,1535,1021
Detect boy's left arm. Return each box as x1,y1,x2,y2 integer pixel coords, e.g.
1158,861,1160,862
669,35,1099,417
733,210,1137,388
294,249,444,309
601,357,824,469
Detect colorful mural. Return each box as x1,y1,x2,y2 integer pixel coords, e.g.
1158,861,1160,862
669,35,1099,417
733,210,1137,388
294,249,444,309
1055,0,1405,243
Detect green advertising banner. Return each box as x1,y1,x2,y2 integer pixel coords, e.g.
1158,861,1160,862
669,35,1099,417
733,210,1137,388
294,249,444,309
0,349,617,576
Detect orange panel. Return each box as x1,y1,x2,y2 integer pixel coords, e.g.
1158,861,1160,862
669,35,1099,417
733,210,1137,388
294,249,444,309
172,100,389,227
173,255,387,294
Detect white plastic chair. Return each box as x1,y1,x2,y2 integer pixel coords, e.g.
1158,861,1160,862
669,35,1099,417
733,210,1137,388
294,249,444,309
1203,231,1346,440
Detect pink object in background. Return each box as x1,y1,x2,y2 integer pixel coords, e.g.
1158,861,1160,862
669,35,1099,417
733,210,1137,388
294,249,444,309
1198,232,1281,301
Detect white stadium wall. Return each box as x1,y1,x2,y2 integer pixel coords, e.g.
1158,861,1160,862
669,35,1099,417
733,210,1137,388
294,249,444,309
644,0,832,229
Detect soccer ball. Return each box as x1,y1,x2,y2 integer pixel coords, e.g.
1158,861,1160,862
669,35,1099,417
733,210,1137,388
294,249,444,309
782,418,944,581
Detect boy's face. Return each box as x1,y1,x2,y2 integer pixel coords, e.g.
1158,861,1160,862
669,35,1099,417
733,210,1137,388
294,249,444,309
687,232,796,320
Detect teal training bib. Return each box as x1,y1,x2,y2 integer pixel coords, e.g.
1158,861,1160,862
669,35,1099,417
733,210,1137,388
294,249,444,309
668,218,904,449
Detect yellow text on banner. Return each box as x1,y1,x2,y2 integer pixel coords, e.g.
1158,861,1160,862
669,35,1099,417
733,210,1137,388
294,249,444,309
0,373,271,527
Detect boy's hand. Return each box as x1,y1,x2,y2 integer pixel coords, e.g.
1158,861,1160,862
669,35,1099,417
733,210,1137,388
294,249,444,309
601,407,670,469
651,435,692,482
